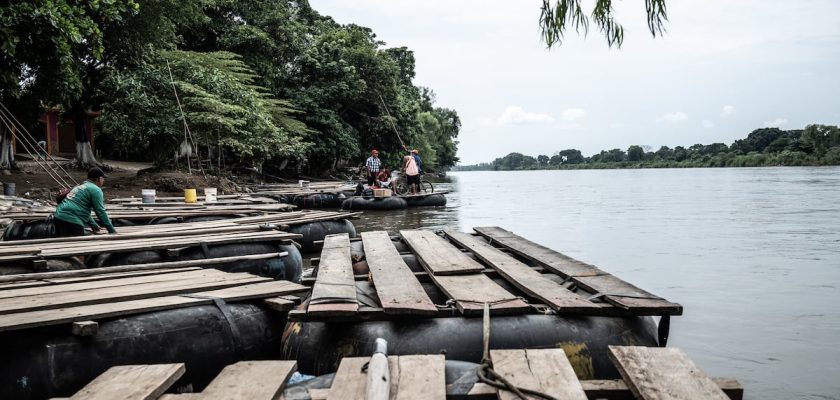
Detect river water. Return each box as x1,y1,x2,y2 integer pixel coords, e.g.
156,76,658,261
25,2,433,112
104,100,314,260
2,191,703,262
353,167,840,400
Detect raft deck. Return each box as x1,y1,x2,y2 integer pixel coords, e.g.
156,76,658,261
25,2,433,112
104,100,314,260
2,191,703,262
60,347,743,400
0,260,308,333
296,227,682,321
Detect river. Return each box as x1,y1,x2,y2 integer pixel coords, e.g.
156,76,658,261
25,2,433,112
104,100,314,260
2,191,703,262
353,167,840,400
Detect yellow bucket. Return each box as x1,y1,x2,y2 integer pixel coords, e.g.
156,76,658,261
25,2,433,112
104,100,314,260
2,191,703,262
184,188,198,203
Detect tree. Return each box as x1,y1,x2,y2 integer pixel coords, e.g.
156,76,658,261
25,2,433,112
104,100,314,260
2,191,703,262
0,0,205,166
654,146,674,160
627,145,644,161
801,124,840,157
539,0,668,48
537,154,550,166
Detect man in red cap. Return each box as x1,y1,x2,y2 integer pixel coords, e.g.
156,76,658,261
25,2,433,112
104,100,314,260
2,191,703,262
364,149,381,186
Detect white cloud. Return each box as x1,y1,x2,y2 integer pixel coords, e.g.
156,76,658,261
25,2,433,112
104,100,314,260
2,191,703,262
763,118,789,127
720,105,737,117
657,112,689,123
560,108,586,122
702,120,715,129
496,106,554,125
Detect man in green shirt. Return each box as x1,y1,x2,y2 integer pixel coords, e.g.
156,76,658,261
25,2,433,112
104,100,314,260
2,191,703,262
54,167,117,237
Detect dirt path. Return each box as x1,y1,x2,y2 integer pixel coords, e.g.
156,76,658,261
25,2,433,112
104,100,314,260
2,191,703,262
1,159,241,202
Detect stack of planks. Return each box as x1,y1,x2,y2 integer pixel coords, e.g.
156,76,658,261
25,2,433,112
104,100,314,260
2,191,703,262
57,346,743,400
3,204,295,222
0,211,360,266
297,227,682,320
0,260,307,333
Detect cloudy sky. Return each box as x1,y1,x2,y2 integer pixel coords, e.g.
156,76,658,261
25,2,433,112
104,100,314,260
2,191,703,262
310,0,840,164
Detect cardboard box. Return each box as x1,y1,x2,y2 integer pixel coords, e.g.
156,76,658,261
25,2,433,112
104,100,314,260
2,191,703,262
373,188,392,198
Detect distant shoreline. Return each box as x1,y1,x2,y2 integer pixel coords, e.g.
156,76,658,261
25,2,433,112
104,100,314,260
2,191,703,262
452,160,838,172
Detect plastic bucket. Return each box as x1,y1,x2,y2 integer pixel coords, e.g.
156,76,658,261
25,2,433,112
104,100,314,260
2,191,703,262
141,189,156,204
184,188,197,203
3,183,15,196
204,188,218,203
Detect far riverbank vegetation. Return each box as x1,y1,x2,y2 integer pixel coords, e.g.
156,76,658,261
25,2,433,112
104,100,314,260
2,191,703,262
454,125,840,171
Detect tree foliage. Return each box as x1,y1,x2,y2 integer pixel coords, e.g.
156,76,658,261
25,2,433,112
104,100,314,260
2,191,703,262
539,0,668,48
456,125,840,171
1,0,460,173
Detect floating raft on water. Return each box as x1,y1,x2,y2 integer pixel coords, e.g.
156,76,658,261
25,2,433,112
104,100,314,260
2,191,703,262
60,347,743,399
285,227,682,378
0,264,308,399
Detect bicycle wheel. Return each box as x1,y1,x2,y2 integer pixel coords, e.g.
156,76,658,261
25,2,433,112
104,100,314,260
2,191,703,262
395,181,408,195
420,180,434,193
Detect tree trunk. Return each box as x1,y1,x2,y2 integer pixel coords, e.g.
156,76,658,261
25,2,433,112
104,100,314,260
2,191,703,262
0,126,14,170
70,105,97,167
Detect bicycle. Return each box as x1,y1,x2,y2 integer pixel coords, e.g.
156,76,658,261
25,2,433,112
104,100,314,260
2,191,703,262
394,172,434,195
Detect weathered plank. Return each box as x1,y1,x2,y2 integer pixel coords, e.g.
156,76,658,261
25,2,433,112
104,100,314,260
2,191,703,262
0,252,287,285
308,234,358,316
490,349,587,400
445,231,599,313
467,378,744,400
0,272,269,315
201,360,297,400
0,268,225,299
400,230,484,275
608,346,729,400
69,363,184,400
474,227,682,314
0,280,307,332
389,355,446,400
326,357,369,400
362,231,437,315
429,273,529,315
473,227,602,277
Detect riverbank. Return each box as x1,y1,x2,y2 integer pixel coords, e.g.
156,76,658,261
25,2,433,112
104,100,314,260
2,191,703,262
0,160,244,202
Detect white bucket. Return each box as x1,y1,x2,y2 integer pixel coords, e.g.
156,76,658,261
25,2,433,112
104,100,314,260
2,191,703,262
141,189,156,204
204,187,218,203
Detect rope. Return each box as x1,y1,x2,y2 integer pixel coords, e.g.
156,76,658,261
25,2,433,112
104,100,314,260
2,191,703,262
0,109,69,188
475,302,558,400
165,59,205,178
0,101,77,186
376,93,406,149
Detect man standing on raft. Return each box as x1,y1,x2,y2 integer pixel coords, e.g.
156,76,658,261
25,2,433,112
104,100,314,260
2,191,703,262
364,149,381,186
54,167,117,237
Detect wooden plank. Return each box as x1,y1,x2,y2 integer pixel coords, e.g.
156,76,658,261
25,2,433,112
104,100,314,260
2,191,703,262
361,231,437,315
0,231,297,262
468,378,743,400
0,272,269,315
308,234,358,316
490,349,587,400
608,346,729,400
0,268,226,299
0,252,288,285
431,273,529,315
69,363,185,400
0,280,307,332
326,357,369,400
201,360,297,400
400,230,484,275
388,355,446,400
474,227,682,314
473,227,602,277
445,231,599,313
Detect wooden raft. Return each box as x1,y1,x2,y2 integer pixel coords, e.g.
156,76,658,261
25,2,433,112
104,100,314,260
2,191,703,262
296,227,681,320
59,347,742,400
0,264,307,333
